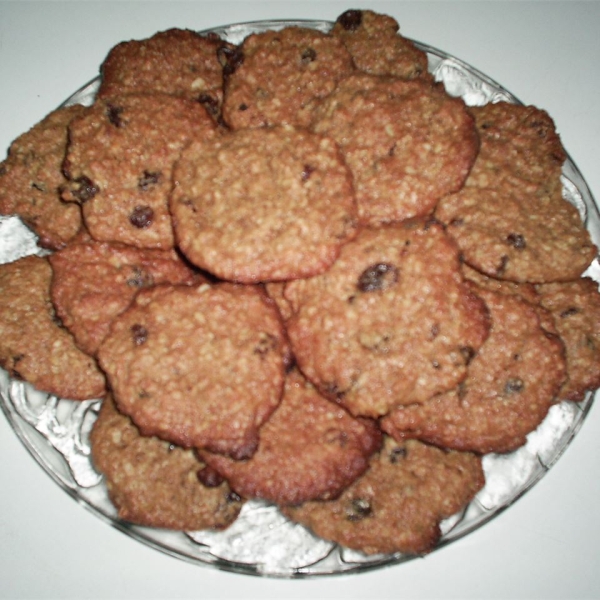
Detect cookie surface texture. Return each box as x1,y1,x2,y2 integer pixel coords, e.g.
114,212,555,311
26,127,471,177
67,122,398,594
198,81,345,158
0,256,106,399
437,102,597,282
49,240,200,356
331,9,431,81
0,105,85,249
536,278,600,401
311,74,478,225
221,26,354,129
170,126,357,282
62,93,218,249
382,285,567,454
199,369,382,505
98,29,228,105
284,219,490,417
283,437,485,556
97,282,286,459
91,395,244,530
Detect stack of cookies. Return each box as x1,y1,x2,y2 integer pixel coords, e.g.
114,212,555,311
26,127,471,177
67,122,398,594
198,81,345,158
0,9,598,557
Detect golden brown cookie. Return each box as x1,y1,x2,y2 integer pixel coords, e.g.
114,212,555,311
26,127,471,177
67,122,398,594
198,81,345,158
91,394,244,530
382,285,567,454
0,105,86,249
284,219,490,417
311,74,478,226
283,437,485,556
97,282,287,459
62,93,218,249
221,26,354,129
170,126,357,282
49,240,201,355
199,369,382,505
0,255,105,399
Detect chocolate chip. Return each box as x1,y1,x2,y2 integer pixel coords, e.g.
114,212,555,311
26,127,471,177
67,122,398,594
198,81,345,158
337,9,363,31
238,103,249,111
197,466,224,488
346,497,372,521
131,324,148,346
506,233,526,249
72,176,98,203
357,263,399,292
504,378,524,395
301,47,317,64
560,307,580,318
301,164,316,182
389,446,407,463
106,104,124,127
138,171,161,191
129,205,154,229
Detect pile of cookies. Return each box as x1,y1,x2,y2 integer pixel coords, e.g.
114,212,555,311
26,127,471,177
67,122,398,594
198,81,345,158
1,9,599,557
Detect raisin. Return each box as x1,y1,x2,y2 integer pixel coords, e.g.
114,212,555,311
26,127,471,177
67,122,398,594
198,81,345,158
357,263,399,292
504,378,524,395
131,324,148,346
72,176,98,203
389,446,407,463
106,104,124,127
138,171,161,191
346,497,372,521
238,103,249,111
506,233,526,249
218,45,244,77
301,47,317,64
129,205,154,229
197,466,224,488
337,9,363,31
301,164,316,182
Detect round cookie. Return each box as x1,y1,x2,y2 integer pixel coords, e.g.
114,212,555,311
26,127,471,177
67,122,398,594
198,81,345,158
331,9,431,81
311,74,478,226
0,105,86,250
97,282,287,459
199,369,382,505
436,102,597,282
382,285,567,454
62,93,218,249
98,28,230,109
0,255,106,400
49,240,201,356
536,277,600,402
91,394,244,530
284,219,490,418
170,126,358,283
221,26,355,129
283,436,485,556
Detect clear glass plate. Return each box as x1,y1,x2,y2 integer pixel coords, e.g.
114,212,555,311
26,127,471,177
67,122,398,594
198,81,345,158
0,19,598,578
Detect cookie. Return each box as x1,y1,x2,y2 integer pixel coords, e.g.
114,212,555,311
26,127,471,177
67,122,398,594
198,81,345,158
97,282,287,459
283,437,485,556
311,74,478,225
0,255,106,399
199,369,382,505
49,240,201,356
62,93,218,249
331,9,431,81
382,285,567,454
436,102,597,282
170,126,358,282
221,26,355,129
98,29,230,110
284,219,490,417
0,105,86,249
536,278,600,401
90,394,244,530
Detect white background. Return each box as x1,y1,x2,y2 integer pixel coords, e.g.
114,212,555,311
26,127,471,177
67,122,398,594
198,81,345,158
1,1,599,599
